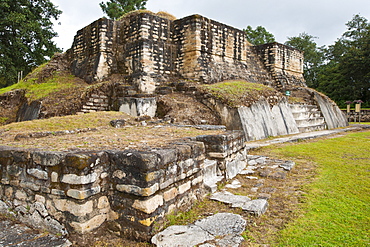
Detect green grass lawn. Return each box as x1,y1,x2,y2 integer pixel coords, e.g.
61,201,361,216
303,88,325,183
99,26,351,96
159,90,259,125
270,131,370,246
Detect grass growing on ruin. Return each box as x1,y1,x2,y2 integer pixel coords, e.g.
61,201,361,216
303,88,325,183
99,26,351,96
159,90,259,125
0,111,224,151
200,80,279,107
263,131,370,246
0,68,84,101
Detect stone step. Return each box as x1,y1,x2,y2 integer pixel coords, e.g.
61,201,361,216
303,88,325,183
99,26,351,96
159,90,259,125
292,111,322,119
295,117,325,127
289,104,320,113
298,123,327,133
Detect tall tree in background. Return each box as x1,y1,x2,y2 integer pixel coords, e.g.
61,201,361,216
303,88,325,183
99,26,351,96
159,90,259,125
0,0,62,88
285,33,325,88
100,0,148,20
317,14,370,106
244,26,275,46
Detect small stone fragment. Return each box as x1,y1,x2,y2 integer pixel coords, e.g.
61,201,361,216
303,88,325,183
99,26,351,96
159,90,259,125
110,119,126,128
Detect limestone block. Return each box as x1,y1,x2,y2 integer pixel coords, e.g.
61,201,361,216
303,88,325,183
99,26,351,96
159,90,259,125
241,199,268,216
51,189,65,196
64,153,91,170
66,186,101,200
54,199,93,217
178,181,191,194
69,214,107,234
7,165,22,176
151,225,214,247
34,194,46,204
116,183,158,197
163,187,178,202
132,195,164,214
51,172,58,182
15,190,27,200
61,173,97,185
112,170,126,179
27,168,48,180
0,200,9,214
194,213,246,236
19,181,41,191
33,201,49,217
32,151,64,167
97,196,109,209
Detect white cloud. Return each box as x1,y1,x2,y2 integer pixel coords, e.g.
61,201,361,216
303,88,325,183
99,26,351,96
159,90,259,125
51,0,370,50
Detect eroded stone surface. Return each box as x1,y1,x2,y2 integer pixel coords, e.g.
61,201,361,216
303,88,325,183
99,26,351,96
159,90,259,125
152,213,246,247
151,225,214,247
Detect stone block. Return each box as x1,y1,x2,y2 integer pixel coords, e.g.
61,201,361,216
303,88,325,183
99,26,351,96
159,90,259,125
163,187,178,202
116,183,158,197
51,172,58,182
178,181,191,194
61,173,97,185
19,181,40,191
32,151,64,167
27,168,48,180
66,186,101,200
132,195,163,214
64,153,92,170
97,196,110,209
69,214,107,234
54,199,93,217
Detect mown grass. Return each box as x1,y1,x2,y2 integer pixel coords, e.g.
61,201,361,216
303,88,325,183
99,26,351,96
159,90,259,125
265,131,370,246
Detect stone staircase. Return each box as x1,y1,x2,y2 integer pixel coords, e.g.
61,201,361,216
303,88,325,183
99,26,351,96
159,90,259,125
290,104,326,133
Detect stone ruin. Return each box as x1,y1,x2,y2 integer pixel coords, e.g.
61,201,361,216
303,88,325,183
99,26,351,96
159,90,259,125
0,11,348,243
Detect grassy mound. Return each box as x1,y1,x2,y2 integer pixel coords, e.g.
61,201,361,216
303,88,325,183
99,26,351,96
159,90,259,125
200,80,282,107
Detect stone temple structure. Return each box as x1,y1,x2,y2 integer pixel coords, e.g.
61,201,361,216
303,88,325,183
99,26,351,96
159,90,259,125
67,13,305,93
0,11,348,243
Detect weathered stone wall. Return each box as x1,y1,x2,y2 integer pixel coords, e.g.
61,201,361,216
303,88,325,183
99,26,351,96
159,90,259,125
255,42,306,90
68,18,115,83
0,131,247,241
174,15,274,85
67,13,303,94
0,89,28,125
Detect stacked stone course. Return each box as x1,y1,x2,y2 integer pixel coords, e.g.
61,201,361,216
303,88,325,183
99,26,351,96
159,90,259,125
0,130,249,241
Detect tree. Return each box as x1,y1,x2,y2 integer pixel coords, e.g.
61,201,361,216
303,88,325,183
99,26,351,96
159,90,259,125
285,33,325,88
244,25,275,46
317,14,370,107
100,0,148,20
0,0,62,88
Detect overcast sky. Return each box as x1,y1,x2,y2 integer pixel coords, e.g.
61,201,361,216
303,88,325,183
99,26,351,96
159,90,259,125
51,0,370,51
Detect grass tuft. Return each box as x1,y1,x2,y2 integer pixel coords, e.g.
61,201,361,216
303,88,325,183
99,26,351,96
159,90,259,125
199,80,279,107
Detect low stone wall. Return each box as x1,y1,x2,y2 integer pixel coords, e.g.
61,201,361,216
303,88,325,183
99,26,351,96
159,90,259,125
342,110,370,122
0,130,247,241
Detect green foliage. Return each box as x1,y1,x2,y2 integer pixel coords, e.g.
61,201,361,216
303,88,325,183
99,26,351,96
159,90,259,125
100,0,148,20
244,25,275,45
0,0,62,87
273,131,370,246
285,33,325,88
0,68,78,101
318,14,370,108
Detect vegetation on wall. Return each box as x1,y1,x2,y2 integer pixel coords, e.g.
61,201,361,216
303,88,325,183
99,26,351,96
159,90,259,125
200,80,280,107
244,25,276,45
0,62,86,102
100,0,148,20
